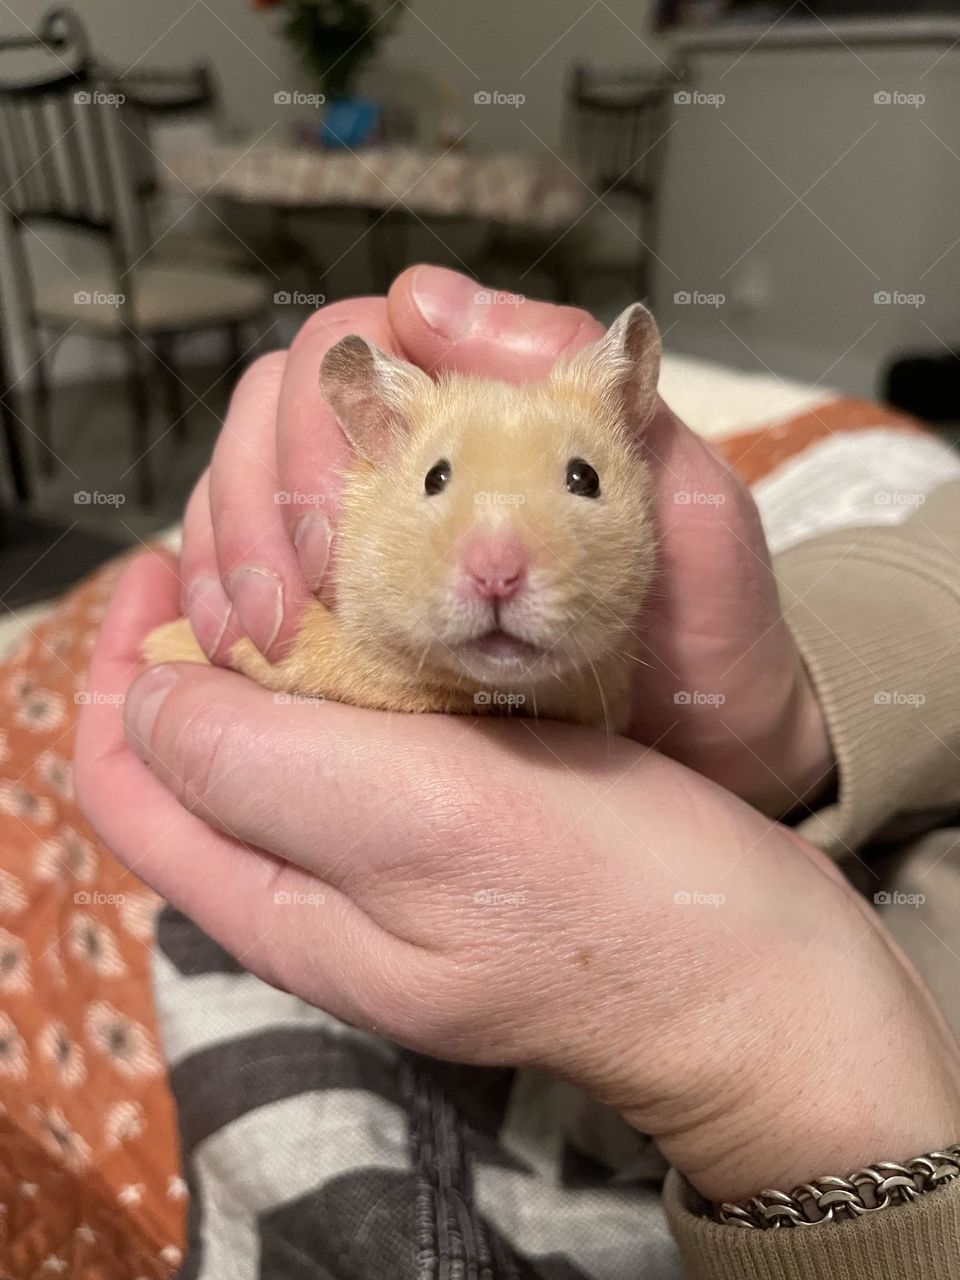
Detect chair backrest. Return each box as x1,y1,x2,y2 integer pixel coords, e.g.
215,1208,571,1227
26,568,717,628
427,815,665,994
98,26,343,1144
567,64,673,201
118,63,218,201
0,8,123,236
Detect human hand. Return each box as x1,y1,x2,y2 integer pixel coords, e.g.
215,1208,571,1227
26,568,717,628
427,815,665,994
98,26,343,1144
75,551,960,1204
177,266,831,816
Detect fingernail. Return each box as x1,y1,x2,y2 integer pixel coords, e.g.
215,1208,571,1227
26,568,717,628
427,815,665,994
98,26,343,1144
185,573,231,659
125,664,178,759
294,513,332,593
227,567,283,656
410,265,480,337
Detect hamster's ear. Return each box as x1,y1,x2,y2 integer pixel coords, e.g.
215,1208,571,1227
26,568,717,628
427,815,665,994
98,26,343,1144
319,335,432,464
557,302,661,428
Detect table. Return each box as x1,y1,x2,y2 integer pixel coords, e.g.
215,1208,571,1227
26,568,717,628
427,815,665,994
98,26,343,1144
162,141,590,293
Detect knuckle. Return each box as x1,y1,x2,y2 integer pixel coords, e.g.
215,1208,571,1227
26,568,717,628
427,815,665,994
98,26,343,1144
155,695,234,820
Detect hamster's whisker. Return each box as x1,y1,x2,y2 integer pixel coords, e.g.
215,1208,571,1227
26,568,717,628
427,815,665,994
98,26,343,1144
574,636,612,743
611,648,653,670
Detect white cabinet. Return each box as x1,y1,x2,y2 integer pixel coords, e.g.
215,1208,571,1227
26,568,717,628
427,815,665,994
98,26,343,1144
656,19,960,395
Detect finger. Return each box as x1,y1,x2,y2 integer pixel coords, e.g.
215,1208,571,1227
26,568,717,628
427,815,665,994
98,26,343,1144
73,551,384,1011
274,298,397,605
206,351,319,661
179,470,244,662
388,264,604,381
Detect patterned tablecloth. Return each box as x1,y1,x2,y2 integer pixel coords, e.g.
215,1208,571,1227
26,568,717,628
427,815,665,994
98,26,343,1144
163,142,590,232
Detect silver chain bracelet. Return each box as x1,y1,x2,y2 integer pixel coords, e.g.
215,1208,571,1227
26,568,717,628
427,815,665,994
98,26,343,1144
716,1144,960,1228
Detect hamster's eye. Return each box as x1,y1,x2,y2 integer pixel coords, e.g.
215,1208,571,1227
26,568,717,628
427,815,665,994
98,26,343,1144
424,459,452,496
566,458,600,499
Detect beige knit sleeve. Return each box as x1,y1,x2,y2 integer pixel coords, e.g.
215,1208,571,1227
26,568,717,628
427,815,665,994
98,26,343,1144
773,478,960,860
663,1169,960,1280
664,478,960,1278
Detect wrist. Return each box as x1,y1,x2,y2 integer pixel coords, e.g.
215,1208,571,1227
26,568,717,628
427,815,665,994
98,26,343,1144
634,957,960,1204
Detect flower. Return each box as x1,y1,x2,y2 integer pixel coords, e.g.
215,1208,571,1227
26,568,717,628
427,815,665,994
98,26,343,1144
0,1013,28,1080
0,927,31,994
37,1021,86,1087
30,1104,91,1171
68,914,127,978
84,1002,161,1078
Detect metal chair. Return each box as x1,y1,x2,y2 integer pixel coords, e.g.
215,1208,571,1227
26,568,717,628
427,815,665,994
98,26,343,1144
566,63,673,304
0,8,272,504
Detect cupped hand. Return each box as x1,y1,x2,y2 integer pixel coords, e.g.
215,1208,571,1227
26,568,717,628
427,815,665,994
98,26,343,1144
178,267,831,816
75,550,960,1204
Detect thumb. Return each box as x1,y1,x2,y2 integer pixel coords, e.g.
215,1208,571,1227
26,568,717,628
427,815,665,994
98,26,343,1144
388,264,604,381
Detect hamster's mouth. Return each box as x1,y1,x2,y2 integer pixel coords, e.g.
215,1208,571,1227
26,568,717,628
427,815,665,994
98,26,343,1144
466,628,543,663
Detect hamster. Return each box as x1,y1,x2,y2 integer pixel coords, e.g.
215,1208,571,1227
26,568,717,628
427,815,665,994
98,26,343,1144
143,302,661,733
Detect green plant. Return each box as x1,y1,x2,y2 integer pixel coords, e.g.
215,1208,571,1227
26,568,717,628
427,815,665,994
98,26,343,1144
259,0,407,101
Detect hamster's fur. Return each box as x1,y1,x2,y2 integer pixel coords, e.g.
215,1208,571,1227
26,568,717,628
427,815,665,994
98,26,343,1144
144,303,661,733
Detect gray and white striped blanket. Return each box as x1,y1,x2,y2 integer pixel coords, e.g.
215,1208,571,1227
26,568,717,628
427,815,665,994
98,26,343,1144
154,908,682,1279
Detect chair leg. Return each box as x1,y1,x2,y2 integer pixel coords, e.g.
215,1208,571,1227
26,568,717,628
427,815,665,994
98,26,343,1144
31,337,55,478
226,321,245,379
0,388,30,504
121,333,154,508
153,335,187,442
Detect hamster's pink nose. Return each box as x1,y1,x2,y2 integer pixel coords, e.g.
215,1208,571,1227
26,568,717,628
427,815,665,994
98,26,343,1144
460,530,527,601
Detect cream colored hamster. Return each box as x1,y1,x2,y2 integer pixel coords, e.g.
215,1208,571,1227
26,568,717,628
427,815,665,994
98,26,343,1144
144,302,661,732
